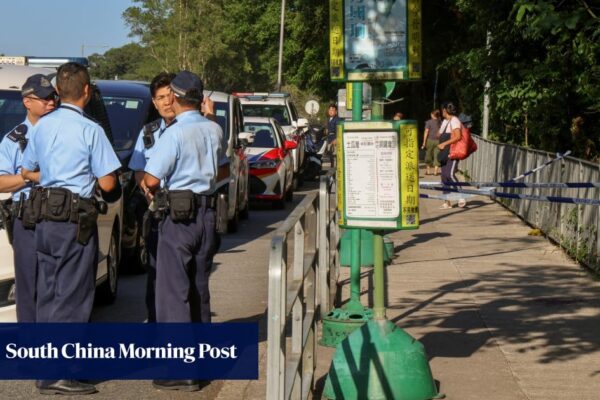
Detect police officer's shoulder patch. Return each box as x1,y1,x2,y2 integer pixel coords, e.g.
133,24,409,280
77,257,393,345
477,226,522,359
144,118,162,135
6,124,28,143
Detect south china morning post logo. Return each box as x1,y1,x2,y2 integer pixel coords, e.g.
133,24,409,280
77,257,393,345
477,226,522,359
0,323,258,380
5,341,239,364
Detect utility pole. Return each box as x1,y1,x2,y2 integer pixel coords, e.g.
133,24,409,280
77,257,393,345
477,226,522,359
482,31,492,139
276,0,286,91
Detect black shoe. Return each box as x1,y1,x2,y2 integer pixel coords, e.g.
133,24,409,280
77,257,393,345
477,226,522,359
152,379,201,392
38,379,97,395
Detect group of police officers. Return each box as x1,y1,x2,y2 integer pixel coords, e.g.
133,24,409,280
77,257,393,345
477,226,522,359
0,63,223,394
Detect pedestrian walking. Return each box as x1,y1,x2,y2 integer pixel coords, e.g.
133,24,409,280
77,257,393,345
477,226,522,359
437,102,465,209
421,109,442,176
21,62,121,395
0,74,56,322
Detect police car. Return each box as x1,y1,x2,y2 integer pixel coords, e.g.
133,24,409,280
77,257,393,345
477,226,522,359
237,92,307,189
0,64,123,321
206,90,250,233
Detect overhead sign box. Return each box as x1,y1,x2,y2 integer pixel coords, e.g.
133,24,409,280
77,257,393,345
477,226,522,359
330,0,422,82
337,120,419,230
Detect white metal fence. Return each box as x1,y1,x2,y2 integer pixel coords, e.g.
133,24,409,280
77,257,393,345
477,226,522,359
267,171,340,400
463,136,600,271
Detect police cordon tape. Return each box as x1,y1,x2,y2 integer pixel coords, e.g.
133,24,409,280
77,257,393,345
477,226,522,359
506,150,571,182
419,185,600,206
421,181,600,189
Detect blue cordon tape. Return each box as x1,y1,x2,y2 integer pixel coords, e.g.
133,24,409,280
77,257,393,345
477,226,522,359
506,150,571,182
422,181,600,189
420,185,600,206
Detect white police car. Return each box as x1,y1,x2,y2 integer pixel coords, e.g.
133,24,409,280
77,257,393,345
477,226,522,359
237,93,307,188
205,90,250,233
0,64,123,321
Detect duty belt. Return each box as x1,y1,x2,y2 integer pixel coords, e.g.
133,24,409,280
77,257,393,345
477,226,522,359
194,194,217,209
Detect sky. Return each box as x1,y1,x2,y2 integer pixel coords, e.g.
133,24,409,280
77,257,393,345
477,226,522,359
0,1,135,58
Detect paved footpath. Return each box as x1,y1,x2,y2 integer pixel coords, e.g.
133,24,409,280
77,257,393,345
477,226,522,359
313,181,600,399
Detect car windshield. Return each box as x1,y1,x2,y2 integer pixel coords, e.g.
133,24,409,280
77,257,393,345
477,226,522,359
0,90,26,137
242,104,290,126
213,101,230,152
103,96,148,151
243,123,277,148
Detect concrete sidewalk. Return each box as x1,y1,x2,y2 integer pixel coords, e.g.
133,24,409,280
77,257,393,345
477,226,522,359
314,187,600,399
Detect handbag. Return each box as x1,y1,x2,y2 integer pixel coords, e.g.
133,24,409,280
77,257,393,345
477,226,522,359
449,124,478,160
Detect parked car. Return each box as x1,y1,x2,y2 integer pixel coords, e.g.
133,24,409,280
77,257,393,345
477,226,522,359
242,117,296,208
205,90,250,233
95,80,158,270
0,65,123,321
237,92,307,189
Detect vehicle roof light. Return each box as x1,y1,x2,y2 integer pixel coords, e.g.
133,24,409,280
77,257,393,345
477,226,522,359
0,56,27,66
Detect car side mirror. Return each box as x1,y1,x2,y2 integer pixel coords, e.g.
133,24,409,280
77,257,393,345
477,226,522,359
238,131,255,146
291,121,298,128
284,140,298,150
297,118,308,128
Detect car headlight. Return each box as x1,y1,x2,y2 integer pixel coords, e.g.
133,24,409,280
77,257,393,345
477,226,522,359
251,160,279,169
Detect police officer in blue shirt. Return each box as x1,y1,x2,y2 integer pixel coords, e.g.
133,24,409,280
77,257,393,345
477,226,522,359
0,74,56,322
21,62,121,395
129,72,176,323
143,70,221,392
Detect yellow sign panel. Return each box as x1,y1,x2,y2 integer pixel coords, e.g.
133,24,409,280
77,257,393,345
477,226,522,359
408,0,422,80
336,123,345,226
400,123,419,227
346,83,352,110
329,0,345,81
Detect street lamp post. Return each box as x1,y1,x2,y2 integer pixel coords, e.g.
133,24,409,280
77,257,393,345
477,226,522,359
276,0,286,91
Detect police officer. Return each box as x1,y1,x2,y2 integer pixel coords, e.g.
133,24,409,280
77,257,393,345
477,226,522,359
0,74,56,322
143,70,221,391
129,72,175,323
21,62,121,396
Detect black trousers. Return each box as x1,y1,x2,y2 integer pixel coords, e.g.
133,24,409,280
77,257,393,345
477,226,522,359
144,217,159,323
155,206,217,323
35,221,98,322
12,219,37,322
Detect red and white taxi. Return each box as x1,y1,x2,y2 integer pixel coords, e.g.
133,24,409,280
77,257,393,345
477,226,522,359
242,117,296,208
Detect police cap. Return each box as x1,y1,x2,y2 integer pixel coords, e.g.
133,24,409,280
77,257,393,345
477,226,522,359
21,74,56,99
170,70,204,102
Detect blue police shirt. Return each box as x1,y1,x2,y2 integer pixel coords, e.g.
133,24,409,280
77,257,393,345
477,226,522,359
0,118,34,201
145,110,222,194
22,104,121,198
128,119,167,171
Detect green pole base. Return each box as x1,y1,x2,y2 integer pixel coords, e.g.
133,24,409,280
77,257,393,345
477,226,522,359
340,230,394,268
319,307,374,348
323,319,445,400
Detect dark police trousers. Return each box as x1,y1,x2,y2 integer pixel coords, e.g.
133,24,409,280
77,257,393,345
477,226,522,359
144,216,159,323
12,219,37,322
156,205,217,322
35,221,98,322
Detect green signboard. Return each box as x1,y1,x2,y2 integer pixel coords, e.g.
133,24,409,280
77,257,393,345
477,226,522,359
329,0,422,82
337,120,420,230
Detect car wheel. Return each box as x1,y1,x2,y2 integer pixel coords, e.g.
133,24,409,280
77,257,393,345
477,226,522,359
239,193,249,220
97,229,119,304
285,181,293,202
227,208,239,233
120,221,146,274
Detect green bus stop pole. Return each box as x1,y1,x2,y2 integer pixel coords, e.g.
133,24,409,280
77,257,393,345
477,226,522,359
347,82,364,313
370,83,386,319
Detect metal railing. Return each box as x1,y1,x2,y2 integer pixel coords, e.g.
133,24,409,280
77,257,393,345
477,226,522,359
267,170,340,400
463,136,600,270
